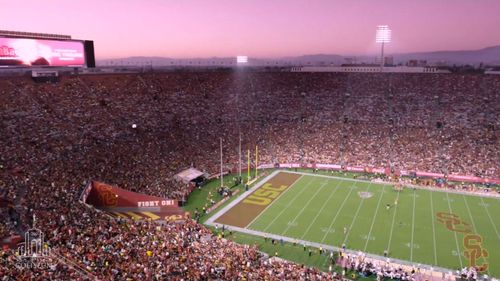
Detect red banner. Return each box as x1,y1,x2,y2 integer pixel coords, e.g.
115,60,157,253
86,181,179,208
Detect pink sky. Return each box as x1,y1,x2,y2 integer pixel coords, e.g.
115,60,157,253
2,0,500,59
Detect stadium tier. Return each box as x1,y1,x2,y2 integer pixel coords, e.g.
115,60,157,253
0,71,498,280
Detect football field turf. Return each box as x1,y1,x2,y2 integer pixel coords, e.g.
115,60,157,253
211,171,500,277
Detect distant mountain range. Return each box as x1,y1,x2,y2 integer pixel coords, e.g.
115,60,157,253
98,46,500,66
391,46,500,65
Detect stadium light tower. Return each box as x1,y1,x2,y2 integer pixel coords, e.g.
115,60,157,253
376,25,391,69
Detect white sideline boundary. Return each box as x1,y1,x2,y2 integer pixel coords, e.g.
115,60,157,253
205,222,453,277
281,170,500,199
204,169,490,278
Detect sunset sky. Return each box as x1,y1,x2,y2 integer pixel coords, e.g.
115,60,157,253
1,0,500,59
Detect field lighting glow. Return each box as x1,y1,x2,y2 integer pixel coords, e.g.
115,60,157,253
376,25,391,43
236,56,248,64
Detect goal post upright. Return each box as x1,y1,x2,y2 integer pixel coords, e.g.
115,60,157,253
220,138,223,187
247,149,251,183
238,132,242,178
255,145,258,179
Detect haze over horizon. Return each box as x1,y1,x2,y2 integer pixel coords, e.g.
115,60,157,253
2,0,500,59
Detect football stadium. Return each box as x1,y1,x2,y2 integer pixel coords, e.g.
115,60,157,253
1,1,500,280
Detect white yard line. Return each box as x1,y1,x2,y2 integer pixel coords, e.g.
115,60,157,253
262,177,316,232
410,189,416,262
363,185,387,251
320,181,358,243
480,197,500,240
386,191,400,253
446,192,463,268
244,175,304,228
429,190,438,265
281,181,329,235
342,183,373,245
206,222,454,276
300,179,343,239
462,195,478,232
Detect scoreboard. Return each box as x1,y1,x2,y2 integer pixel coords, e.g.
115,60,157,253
0,35,95,68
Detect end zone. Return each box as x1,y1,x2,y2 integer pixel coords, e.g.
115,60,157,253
206,171,301,228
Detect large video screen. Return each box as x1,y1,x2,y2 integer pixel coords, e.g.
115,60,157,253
0,37,85,67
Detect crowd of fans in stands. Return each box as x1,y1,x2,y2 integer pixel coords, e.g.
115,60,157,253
0,72,498,279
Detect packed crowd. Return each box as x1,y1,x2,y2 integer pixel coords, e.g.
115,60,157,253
1,200,335,280
0,71,498,279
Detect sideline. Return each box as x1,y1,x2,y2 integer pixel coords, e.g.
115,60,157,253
284,170,500,199
207,222,454,278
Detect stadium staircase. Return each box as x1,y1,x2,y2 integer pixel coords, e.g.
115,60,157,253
52,249,100,280
137,75,148,88
77,77,91,92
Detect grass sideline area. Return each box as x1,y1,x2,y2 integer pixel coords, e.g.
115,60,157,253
182,172,254,221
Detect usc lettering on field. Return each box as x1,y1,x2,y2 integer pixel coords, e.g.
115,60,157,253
214,172,301,228
436,212,489,271
243,183,288,206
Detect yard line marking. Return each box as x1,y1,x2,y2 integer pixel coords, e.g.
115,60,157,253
480,196,500,240
462,195,478,232
342,182,373,245
245,175,304,229
446,192,463,268
363,185,387,251
429,190,438,265
320,181,358,244
300,179,343,239
410,189,416,262
262,177,316,232
281,181,329,235
386,191,400,253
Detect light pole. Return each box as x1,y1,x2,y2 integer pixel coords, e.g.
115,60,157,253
376,25,391,70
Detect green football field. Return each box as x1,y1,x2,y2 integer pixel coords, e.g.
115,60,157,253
246,172,500,277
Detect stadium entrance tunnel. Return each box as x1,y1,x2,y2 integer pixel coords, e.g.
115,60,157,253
80,181,188,221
